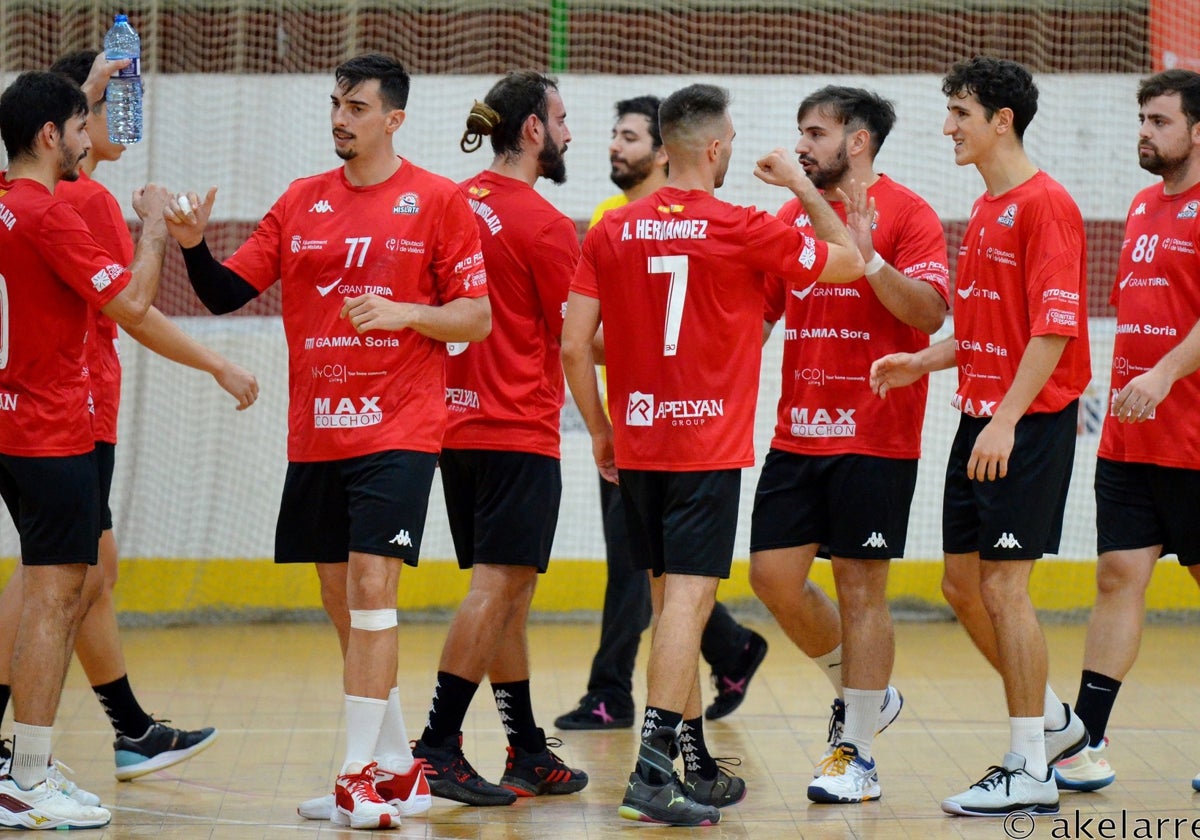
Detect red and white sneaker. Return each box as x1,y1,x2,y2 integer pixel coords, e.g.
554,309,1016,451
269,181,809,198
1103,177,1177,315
333,762,399,829
376,760,432,816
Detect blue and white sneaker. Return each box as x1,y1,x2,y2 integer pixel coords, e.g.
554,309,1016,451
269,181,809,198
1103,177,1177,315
808,743,880,804
114,720,218,781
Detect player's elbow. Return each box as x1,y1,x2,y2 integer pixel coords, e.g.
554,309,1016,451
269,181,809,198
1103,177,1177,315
101,289,153,329
820,245,865,284
917,302,949,336
463,296,492,342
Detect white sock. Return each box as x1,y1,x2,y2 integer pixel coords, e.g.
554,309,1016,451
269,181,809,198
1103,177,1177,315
11,722,52,790
1043,685,1067,730
1010,715,1047,779
375,687,415,770
813,644,844,698
842,688,885,762
341,694,388,775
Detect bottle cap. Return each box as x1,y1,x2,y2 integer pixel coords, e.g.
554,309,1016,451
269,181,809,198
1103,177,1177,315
115,13,128,22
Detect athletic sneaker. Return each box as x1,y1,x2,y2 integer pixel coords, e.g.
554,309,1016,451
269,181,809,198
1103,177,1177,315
807,743,881,804
113,719,218,781
553,693,634,730
618,771,721,826
411,732,516,806
815,686,904,776
941,752,1059,817
499,735,588,796
683,758,746,808
298,758,432,821
0,775,111,830
0,742,101,808
333,762,399,830
1053,737,1115,792
705,631,769,720
1044,703,1089,766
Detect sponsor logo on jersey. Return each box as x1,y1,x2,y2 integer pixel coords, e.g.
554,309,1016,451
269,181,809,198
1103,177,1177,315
798,236,817,269
798,368,824,385
316,277,342,297
985,246,1017,266
997,203,1017,227
393,192,420,215
956,339,1008,357
1043,288,1080,303
0,392,17,411
789,407,856,437
1132,202,1147,216
1180,200,1199,219
796,327,871,340
1162,236,1197,256
955,280,1000,301
0,201,14,231
90,263,122,291
812,286,861,299
1115,322,1178,336
1121,274,1170,290
309,199,334,213
792,282,817,301
1046,308,1077,328
446,387,479,410
313,396,383,428
454,252,484,275
304,335,401,349
311,363,348,383
291,235,328,254
627,391,654,426
951,394,998,416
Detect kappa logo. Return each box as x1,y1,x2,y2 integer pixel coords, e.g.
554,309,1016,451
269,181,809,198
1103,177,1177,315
993,532,1023,550
627,391,654,427
861,532,888,549
791,282,818,301
309,199,334,213
316,277,342,297
1132,202,1147,216
389,529,412,547
997,203,1017,227
956,281,975,300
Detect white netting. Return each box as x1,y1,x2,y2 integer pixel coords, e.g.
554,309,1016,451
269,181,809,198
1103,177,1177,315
0,1,1187,599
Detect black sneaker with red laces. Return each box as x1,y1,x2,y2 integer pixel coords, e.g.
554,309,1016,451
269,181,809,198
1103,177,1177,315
499,732,588,796
411,732,516,807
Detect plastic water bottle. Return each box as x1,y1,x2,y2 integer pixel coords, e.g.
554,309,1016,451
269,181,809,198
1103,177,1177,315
103,13,142,144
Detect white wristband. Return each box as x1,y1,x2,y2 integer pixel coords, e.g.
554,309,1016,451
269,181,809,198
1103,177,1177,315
864,253,886,275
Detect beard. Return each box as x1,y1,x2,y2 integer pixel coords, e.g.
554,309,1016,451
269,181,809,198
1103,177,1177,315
57,138,84,182
610,150,656,191
1139,143,1187,177
538,133,567,185
801,142,850,190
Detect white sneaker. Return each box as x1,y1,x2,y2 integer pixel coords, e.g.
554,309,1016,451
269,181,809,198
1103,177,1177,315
297,791,333,820
0,776,110,829
941,752,1059,817
333,762,399,829
1053,737,1115,791
48,759,101,807
815,686,904,776
299,759,431,821
807,743,880,803
1045,703,1088,765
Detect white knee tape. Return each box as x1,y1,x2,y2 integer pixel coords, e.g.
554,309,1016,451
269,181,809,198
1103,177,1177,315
349,608,398,631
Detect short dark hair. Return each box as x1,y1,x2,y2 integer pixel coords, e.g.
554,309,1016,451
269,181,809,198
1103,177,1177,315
0,71,89,161
615,95,662,149
335,53,410,111
1138,69,1200,129
942,56,1038,140
50,49,103,113
659,84,729,147
797,86,896,157
463,70,558,158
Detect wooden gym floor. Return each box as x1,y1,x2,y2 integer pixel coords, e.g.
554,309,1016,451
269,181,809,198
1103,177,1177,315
42,618,1200,838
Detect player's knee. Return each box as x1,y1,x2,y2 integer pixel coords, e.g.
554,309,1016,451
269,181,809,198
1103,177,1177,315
349,608,398,632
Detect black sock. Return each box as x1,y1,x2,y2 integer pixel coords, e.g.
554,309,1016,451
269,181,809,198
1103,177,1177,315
681,717,718,780
92,675,154,739
1075,669,1122,746
0,684,10,726
492,680,544,753
422,671,479,745
637,706,682,784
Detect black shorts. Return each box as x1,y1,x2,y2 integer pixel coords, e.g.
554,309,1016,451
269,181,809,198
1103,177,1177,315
96,441,115,532
943,402,1077,560
0,451,101,566
618,468,740,578
274,450,438,565
440,449,561,572
1096,457,1200,566
750,450,918,559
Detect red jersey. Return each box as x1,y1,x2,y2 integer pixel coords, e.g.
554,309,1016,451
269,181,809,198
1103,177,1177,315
57,171,132,445
443,171,579,458
764,175,949,458
951,171,1090,417
1098,182,1200,469
0,176,131,456
225,160,487,461
573,186,829,471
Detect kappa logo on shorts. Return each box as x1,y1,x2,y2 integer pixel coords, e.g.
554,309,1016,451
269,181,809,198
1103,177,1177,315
389,529,413,547
861,532,888,549
993,532,1023,550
